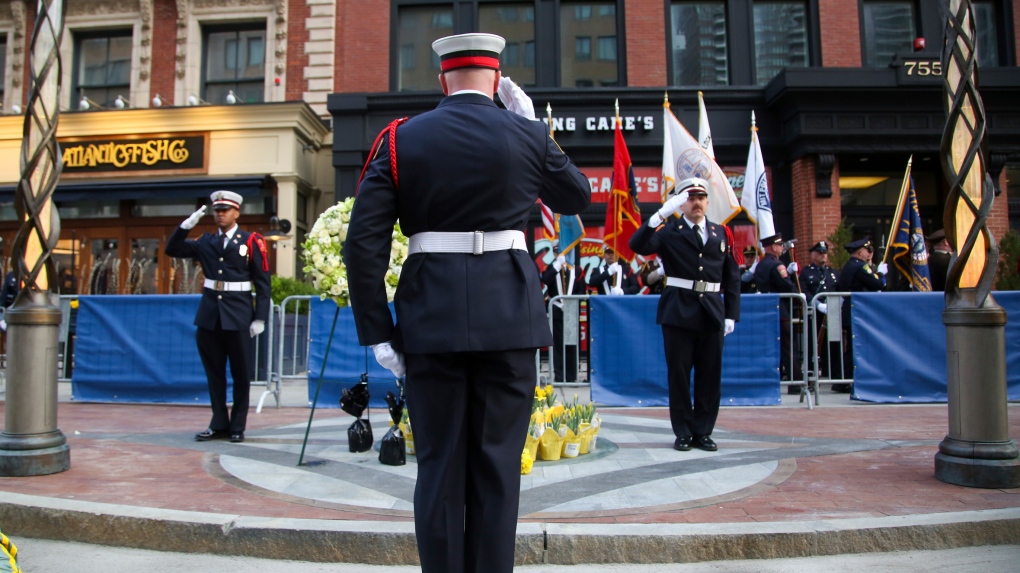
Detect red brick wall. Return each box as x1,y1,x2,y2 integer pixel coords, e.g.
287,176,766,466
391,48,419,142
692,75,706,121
286,0,311,101
791,156,843,267
990,169,1010,247
20,3,36,102
150,0,178,106
819,0,861,67
624,0,666,86
335,0,389,92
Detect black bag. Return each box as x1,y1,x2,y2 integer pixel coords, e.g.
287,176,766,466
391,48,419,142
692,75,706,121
340,379,371,418
378,425,406,466
347,418,373,453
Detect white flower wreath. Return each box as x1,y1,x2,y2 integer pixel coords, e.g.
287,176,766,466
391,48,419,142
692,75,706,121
301,197,409,307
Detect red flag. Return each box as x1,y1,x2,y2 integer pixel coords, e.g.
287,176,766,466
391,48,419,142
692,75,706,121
603,117,642,262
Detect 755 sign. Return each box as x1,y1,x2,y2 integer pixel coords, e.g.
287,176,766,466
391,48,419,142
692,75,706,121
896,57,943,84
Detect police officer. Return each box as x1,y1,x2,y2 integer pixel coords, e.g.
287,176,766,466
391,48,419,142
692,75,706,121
835,237,886,391
344,33,590,573
927,229,952,292
165,191,271,443
541,245,587,382
800,241,840,379
754,233,802,389
0,270,19,332
630,178,740,452
588,245,639,295
740,246,759,293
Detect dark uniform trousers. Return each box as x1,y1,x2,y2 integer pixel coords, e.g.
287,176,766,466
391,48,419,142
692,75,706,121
344,93,591,573
165,225,270,435
629,216,740,440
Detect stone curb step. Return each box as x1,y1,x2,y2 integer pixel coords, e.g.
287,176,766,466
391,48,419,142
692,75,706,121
2,493,1018,565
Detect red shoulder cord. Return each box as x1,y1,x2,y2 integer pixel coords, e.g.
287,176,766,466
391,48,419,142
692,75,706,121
356,117,409,195
246,233,270,272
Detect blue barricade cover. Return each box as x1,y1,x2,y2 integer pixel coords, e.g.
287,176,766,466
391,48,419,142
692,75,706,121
307,297,401,408
589,295,781,407
851,292,1020,402
72,295,216,403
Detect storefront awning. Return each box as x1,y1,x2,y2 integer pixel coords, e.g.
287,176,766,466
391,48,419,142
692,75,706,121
0,175,273,203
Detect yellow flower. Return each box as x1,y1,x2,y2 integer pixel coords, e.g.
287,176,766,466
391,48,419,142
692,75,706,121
521,448,534,475
70,299,79,309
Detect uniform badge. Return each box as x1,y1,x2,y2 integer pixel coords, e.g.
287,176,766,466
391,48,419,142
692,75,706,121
239,244,249,257
720,240,725,253
779,265,788,278
863,264,872,273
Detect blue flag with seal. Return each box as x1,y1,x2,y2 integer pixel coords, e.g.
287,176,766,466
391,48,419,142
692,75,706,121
557,214,585,266
887,156,932,292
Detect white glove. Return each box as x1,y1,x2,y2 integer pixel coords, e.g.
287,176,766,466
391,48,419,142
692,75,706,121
552,255,566,272
787,262,798,274
650,191,689,227
610,287,624,296
607,262,621,275
372,341,406,378
724,319,735,336
648,267,663,284
817,302,828,315
497,76,536,120
249,320,265,338
876,262,888,275
181,206,207,229
0,319,6,332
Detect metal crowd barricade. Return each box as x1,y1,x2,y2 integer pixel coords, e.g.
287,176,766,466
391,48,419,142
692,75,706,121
544,294,590,387
807,292,854,405
275,294,314,400
775,292,812,407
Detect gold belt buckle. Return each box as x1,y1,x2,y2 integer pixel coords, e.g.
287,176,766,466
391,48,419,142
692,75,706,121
215,280,225,291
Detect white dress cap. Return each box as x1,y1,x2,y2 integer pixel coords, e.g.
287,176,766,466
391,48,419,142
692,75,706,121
210,190,244,210
432,33,506,72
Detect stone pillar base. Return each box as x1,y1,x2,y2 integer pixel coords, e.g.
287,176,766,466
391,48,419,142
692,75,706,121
0,430,71,477
935,451,1020,489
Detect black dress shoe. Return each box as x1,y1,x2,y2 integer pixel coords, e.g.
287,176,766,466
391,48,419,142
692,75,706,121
229,433,245,443
195,429,229,442
693,435,718,452
673,436,692,451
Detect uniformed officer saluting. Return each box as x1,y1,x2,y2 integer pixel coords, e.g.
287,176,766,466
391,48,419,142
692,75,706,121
165,191,271,443
630,178,740,452
835,237,886,391
343,33,590,573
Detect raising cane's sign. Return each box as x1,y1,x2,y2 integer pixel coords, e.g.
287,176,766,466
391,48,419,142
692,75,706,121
59,133,208,178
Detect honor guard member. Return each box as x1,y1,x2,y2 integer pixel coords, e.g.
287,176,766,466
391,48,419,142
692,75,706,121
165,191,271,443
754,233,802,389
927,229,952,292
588,245,639,295
835,237,886,391
800,241,841,378
629,178,740,453
541,245,587,382
343,32,590,573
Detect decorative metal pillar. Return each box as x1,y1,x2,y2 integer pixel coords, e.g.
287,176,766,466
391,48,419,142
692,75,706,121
0,0,69,477
935,0,1020,488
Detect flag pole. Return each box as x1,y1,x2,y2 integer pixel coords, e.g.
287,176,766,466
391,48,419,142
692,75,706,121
883,155,913,265
613,98,621,255
546,102,554,139
749,112,762,253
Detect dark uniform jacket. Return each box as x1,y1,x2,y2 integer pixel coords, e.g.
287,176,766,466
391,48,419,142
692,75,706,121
542,263,587,305
629,217,740,330
587,262,639,295
753,253,798,294
800,263,839,303
345,93,591,354
165,226,272,331
929,251,951,292
0,272,19,308
836,256,885,326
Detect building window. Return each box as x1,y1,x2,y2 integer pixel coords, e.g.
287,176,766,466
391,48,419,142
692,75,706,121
671,2,728,86
862,1,916,67
753,1,808,84
56,200,119,219
561,2,618,87
480,3,537,86
398,5,453,91
73,31,132,107
203,25,265,104
973,1,1000,68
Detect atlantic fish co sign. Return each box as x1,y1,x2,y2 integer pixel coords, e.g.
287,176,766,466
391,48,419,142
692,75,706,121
59,133,208,177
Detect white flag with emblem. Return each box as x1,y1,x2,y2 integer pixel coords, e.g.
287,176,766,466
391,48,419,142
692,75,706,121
740,112,775,247
697,91,715,159
661,99,740,224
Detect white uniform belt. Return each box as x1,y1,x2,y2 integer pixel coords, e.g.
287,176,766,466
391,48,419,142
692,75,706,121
666,277,721,293
408,230,527,255
204,279,252,292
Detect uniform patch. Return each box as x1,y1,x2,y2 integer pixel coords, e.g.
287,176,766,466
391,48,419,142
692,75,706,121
239,244,248,257
779,265,788,278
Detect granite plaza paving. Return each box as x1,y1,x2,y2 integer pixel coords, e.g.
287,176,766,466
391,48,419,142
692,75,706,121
1,381,1019,566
